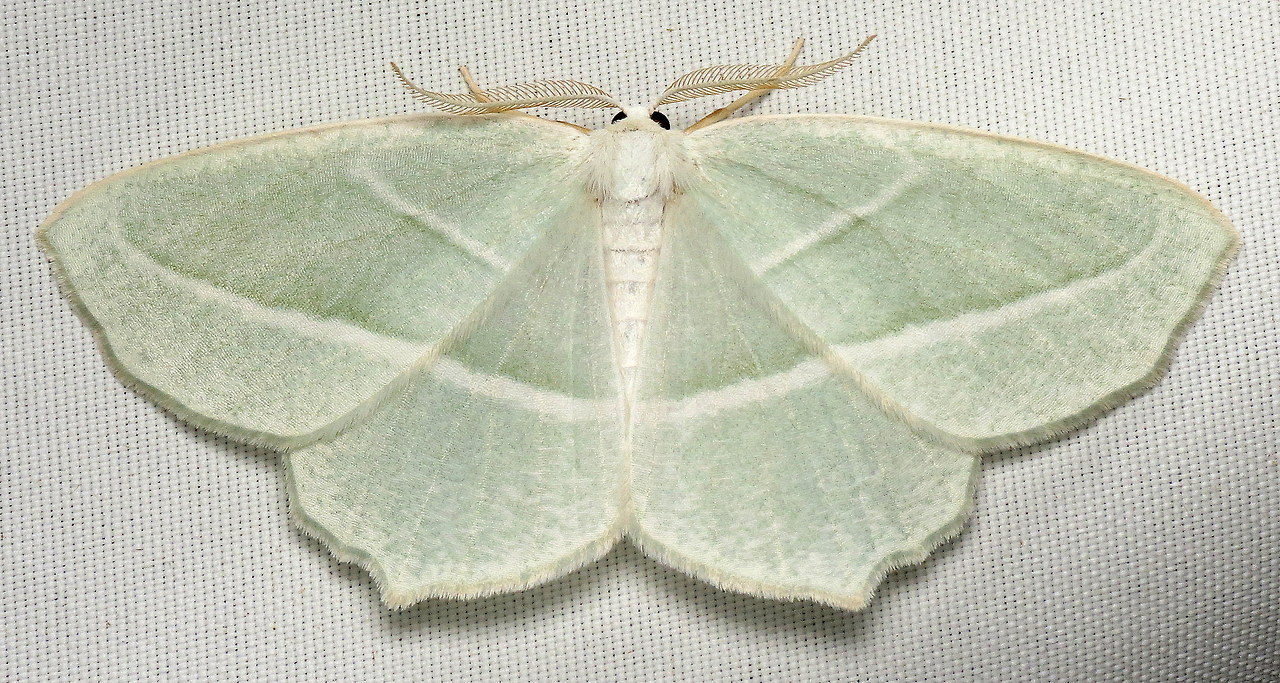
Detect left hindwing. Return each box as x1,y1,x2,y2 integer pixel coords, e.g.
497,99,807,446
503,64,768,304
681,115,1237,451
628,195,976,610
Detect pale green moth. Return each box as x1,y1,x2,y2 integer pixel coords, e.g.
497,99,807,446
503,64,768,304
38,37,1237,610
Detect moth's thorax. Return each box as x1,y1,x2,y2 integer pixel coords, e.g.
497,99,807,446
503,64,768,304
585,124,692,201
588,126,690,398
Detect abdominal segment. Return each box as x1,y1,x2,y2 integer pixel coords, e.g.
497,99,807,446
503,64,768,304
602,193,664,397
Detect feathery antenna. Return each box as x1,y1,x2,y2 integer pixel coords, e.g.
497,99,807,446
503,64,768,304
670,36,876,132
390,62,621,114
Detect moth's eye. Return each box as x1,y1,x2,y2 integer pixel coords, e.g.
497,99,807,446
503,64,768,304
611,111,628,124
649,110,671,130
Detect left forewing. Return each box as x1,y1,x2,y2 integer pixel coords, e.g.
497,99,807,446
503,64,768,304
683,115,1237,451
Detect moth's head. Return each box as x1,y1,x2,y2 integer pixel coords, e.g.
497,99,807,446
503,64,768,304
608,107,672,131
389,36,875,132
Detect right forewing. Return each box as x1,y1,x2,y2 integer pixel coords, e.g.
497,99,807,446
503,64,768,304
39,115,589,448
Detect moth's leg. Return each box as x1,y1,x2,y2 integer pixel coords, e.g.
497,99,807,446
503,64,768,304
685,37,807,133
457,65,488,98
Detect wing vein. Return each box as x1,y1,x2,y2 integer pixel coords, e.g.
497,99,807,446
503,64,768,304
754,162,924,273
111,225,430,363
836,222,1172,361
349,162,514,271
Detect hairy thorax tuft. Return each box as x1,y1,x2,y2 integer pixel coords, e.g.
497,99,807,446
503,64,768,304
583,125,696,202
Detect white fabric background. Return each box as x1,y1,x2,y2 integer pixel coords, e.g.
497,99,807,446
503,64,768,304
3,1,1276,680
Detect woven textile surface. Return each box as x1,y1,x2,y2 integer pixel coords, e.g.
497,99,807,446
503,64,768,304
2,1,1276,680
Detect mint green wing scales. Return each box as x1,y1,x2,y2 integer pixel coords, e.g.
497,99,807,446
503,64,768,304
42,115,626,602
629,200,977,609
685,116,1237,450
289,204,624,605
39,115,587,448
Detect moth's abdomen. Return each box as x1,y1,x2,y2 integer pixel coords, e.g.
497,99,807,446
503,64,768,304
589,128,685,397
603,194,664,391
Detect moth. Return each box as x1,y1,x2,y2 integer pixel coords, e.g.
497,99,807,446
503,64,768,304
39,38,1237,609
